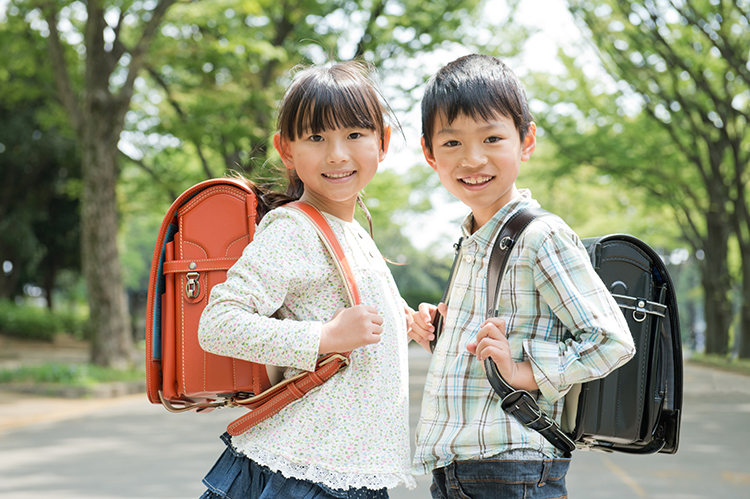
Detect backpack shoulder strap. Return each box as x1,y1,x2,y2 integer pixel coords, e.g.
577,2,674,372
486,206,549,318
483,206,576,456
285,201,360,306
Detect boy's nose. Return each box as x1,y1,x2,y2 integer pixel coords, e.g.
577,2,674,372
459,147,487,169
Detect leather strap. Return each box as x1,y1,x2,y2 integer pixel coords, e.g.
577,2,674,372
484,206,576,455
162,257,239,274
225,201,358,436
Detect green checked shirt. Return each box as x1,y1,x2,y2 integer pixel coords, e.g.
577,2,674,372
413,191,636,473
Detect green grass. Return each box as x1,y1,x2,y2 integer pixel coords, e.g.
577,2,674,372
688,353,750,377
0,362,145,387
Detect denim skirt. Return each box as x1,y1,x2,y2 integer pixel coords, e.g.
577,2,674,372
200,433,388,499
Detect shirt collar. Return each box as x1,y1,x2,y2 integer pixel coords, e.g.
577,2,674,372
459,189,540,248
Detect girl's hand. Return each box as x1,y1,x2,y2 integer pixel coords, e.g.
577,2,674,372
319,305,383,354
408,302,446,352
466,318,538,391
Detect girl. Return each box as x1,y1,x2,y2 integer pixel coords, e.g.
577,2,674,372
197,61,416,498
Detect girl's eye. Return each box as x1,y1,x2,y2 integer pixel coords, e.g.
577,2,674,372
348,132,362,140
309,135,324,142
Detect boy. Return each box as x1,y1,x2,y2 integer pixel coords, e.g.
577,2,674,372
408,54,636,498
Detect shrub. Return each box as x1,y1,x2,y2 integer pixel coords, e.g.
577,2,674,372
0,362,144,386
0,301,89,341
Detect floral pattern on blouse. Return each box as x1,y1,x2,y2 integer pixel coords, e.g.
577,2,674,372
198,206,416,491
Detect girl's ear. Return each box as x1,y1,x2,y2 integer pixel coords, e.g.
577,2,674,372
273,133,295,169
521,122,537,162
379,126,392,161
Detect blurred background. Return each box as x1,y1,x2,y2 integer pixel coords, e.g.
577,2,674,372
1,0,750,497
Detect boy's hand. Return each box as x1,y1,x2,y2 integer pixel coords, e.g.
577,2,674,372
319,305,383,354
408,302,447,352
467,317,538,391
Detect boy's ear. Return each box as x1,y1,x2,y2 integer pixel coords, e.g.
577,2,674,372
421,136,438,171
272,133,294,170
379,126,392,161
521,122,537,162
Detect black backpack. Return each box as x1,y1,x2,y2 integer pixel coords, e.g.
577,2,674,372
431,207,682,455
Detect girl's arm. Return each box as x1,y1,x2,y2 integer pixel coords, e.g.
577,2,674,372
198,212,331,372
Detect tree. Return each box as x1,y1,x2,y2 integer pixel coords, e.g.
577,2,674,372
0,13,81,310
7,0,521,366
532,0,750,356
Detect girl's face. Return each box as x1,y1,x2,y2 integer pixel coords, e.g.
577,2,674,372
273,126,390,221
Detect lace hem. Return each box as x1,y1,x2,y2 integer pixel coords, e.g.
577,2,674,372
236,443,417,491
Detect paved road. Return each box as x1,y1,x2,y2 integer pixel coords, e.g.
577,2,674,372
1,347,749,498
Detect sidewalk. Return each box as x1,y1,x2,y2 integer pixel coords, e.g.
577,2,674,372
0,334,146,434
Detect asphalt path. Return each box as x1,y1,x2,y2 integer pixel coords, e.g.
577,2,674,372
1,346,749,499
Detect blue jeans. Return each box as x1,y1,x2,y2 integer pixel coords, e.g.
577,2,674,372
430,451,570,499
200,433,388,499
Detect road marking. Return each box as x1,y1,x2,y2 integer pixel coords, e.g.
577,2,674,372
602,455,647,498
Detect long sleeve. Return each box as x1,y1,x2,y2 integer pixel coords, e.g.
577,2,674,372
523,226,636,404
197,209,343,372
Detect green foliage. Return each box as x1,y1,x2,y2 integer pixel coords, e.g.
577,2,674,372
0,362,144,386
0,301,89,341
0,8,82,305
357,164,452,309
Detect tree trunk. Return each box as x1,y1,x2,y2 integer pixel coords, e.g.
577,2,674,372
701,213,732,355
80,111,134,368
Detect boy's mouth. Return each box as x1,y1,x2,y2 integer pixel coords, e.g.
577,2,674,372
323,171,356,180
459,175,493,186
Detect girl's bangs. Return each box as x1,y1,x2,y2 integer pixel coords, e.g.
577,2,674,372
293,85,382,139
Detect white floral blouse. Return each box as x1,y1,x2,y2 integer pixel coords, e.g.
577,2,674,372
198,206,416,491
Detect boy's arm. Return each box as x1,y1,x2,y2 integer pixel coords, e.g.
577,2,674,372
526,229,636,404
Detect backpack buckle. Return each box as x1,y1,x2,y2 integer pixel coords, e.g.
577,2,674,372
186,271,201,299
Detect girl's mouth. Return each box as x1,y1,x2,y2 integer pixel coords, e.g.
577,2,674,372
323,171,356,180
460,175,493,186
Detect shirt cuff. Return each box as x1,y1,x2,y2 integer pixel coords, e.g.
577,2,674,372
522,339,572,404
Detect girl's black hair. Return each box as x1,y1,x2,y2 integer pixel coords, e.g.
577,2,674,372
421,54,533,153
239,60,394,221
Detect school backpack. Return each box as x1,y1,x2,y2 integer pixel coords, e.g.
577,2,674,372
145,178,357,436
431,207,682,455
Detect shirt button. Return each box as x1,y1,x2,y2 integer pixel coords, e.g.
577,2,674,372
464,254,474,264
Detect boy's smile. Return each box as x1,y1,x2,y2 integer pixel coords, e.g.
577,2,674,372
422,113,536,231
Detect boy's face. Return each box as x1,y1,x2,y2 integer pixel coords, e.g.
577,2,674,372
422,112,536,231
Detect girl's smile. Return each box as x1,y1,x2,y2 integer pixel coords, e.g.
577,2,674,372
273,126,391,221
322,170,357,181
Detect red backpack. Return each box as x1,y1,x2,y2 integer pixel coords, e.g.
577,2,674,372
145,178,356,435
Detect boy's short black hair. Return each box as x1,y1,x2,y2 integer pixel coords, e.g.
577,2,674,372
421,54,533,153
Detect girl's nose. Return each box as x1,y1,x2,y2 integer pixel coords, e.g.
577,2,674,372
327,139,349,163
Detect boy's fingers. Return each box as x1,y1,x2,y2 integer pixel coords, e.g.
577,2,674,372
437,302,448,316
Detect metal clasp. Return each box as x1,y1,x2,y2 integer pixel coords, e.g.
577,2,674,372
186,271,201,298
499,236,513,250
633,299,647,322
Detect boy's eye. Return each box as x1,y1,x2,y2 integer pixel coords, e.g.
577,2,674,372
443,140,460,147
485,136,502,144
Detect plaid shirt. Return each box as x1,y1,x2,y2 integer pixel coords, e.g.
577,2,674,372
413,191,635,473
